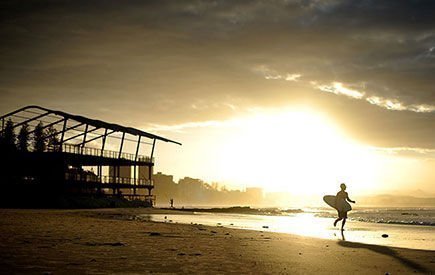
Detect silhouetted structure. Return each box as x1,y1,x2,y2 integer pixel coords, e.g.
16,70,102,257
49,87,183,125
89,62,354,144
0,105,181,207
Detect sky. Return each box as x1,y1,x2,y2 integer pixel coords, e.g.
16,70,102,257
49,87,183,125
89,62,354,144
1,0,434,196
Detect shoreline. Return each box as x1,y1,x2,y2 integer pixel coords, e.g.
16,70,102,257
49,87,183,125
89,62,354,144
145,209,435,251
0,208,434,274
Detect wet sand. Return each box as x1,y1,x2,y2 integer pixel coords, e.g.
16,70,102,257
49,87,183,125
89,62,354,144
0,208,434,274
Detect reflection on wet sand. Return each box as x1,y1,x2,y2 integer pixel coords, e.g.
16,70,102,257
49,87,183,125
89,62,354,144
143,212,435,250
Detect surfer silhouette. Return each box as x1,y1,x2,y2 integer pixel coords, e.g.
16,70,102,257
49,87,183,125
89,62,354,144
333,183,356,230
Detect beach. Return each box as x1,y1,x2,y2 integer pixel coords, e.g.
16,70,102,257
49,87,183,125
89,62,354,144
0,208,434,274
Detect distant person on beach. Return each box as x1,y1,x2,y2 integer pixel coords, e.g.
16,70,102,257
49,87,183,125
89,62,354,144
333,183,356,230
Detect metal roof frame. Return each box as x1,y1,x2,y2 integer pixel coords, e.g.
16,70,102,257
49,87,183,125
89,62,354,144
0,105,181,146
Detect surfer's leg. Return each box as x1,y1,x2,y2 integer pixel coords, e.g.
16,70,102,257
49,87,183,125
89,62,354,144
341,218,346,230
341,211,348,230
334,210,344,227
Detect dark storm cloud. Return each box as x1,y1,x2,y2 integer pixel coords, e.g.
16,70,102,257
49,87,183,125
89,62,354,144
302,0,435,30
0,0,434,148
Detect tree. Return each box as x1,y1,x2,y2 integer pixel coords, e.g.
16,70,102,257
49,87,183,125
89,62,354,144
17,123,30,152
33,122,46,152
1,119,16,151
46,125,60,151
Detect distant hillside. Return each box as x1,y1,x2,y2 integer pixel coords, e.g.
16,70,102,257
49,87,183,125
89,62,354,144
359,194,435,207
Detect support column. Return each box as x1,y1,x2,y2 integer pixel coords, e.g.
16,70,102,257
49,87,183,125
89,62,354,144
117,132,125,197
60,119,68,151
116,165,120,195
150,139,156,162
101,129,108,157
118,132,125,159
81,124,88,154
149,139,156,180
134,136,141,198
148,139,156,201
98,129,108,194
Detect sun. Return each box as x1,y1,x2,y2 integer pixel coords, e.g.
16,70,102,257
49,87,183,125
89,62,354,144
214,108,381,195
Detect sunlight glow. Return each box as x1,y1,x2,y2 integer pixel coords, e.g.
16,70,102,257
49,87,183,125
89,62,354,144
154,107,430,197
214,108,381,195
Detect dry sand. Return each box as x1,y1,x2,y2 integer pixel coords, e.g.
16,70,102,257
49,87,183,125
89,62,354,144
0,208,434,274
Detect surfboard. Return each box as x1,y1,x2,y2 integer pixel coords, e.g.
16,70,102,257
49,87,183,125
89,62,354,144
323,195,352,212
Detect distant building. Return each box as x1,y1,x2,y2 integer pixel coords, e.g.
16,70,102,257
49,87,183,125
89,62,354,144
177,177,206,202
154,172,174,184
152,172,177,205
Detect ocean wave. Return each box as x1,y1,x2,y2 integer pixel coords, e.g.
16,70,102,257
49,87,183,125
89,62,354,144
313,210,435,226
354,218,435,226
170,206,304,216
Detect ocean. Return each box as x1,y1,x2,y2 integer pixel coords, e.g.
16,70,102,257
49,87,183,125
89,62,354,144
139,207,435,251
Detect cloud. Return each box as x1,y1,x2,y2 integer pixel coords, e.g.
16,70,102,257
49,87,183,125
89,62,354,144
0,0,434,150
366,96,435,113
190,101,238,111
146,120,228,133
254,64,434,113
253,65,301,81
285,74,302,81
314,83,434,113
372,146,435,159
260,70,434,113
316,83,435,113
316,82,365,99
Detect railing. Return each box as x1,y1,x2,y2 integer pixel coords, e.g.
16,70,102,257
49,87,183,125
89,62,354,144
49,144,154,163
144,195,156,206
110,194,155,205
65,172,154,187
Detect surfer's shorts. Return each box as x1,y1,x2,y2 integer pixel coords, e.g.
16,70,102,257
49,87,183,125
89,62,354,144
338,211,347,219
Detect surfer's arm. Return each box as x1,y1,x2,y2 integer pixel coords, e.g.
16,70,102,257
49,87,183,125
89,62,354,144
346,194,356,204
